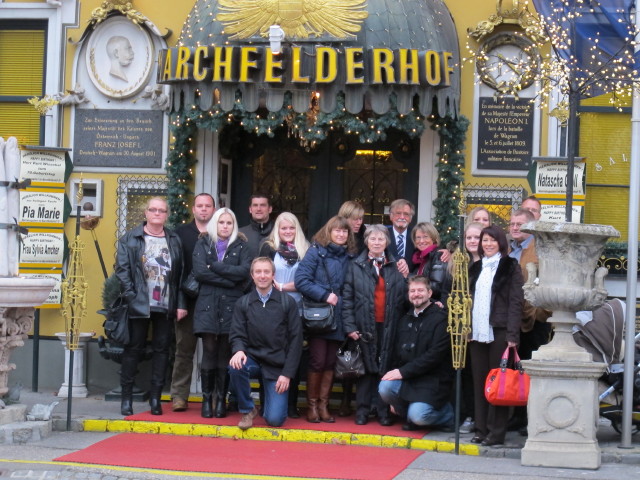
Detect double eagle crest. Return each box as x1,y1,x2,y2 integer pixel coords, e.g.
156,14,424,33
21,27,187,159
216,0,369,39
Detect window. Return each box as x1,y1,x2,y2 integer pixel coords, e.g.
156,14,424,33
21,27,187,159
0,21,47,145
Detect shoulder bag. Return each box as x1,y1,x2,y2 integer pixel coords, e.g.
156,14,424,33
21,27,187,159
302,256,337,334
102,296,130,345
335,338,365,379
484,346,530,406
181,271,200,298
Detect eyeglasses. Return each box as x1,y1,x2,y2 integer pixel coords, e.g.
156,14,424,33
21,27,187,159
509,222,525,228
415,235,433,241
147,208,168,214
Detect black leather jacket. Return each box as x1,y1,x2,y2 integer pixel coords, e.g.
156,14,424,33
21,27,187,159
115,223,186,318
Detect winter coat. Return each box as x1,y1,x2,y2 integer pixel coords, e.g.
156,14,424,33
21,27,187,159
229,289,303,381
192,234,252,336
239,219,274,257
383,303,453,408
294,242,355,342
342,250,407,374
115,223,185,319
469,255,524,345
412,248,451,306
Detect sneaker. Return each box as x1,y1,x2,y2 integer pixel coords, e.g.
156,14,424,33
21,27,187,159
238,406,259,430
459,417,475,434
172,398,187,412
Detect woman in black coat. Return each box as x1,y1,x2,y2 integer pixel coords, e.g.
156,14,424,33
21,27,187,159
115,197,186,416
410,222,451,306
192,207,252,418
295,216,357,423
342,224,407,425
468,225,524,446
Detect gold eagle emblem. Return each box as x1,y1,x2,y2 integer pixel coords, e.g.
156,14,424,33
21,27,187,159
216,0,369,40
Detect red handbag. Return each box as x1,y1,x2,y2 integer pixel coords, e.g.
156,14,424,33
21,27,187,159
484,346,530,406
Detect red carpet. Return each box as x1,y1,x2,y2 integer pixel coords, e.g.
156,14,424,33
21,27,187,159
125,404,427,438
56,432,422,479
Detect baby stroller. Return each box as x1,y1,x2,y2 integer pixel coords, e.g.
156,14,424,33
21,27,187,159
572,298,640,435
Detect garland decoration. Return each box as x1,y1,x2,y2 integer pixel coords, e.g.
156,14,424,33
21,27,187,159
431,115,470,244
166,91,466,231
166,114,198,226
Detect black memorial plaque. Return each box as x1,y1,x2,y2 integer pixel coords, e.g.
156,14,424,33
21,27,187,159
477,97,534,171
74,109,164,168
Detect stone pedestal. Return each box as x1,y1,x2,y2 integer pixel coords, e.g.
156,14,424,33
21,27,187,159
56,332,92,398
521,359,605,469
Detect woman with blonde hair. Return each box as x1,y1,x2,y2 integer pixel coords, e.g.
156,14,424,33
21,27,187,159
466,207,492,228
260,212,310,418
295,216,357,423
338,200,365,253
192,207,252,418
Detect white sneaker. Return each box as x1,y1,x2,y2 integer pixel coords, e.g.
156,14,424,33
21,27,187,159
459,417,475,434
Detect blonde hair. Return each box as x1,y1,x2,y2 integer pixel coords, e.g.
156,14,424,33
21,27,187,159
466,206,492,228
338,200,364,221
207,207,238,244
411,222,441,246
264,212,309,259
146,196,169,214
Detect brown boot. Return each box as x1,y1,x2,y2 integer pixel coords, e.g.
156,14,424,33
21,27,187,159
306,371,322,423
318,370,335,423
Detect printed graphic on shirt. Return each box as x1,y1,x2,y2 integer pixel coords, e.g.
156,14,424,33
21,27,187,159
143,236,171,309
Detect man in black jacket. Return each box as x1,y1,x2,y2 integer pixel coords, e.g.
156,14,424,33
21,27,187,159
378,276,454,431
239,194,274,257
228,257,303,429
170,193,215,412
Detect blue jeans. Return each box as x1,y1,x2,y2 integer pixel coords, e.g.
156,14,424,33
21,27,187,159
228,356,289,427
378,379,454,427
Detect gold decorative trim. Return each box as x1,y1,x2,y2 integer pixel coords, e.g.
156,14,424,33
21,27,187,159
90,1,148,27
468,0,546,44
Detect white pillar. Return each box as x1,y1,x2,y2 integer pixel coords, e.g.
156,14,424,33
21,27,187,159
56,333,92,398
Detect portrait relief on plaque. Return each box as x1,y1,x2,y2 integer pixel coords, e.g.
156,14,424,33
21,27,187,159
86,16,154,99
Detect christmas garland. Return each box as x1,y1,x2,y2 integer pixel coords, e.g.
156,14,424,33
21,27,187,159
431,115,470,244
166,94,468,234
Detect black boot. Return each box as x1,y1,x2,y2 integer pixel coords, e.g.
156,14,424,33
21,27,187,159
288,377,300,418
149,387,163,415
214,369,228,418
120,384,133,416
201,369,214,419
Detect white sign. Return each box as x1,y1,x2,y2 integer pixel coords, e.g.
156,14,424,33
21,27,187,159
19,191,65,224
540,205,583,223
20,231,64,265
19,150,66,183
534,161,585,196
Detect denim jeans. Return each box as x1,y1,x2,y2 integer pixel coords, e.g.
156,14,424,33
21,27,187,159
228,356,289,427
378,379,454,427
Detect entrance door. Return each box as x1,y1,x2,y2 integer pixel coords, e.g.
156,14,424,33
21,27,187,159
229,129,419,237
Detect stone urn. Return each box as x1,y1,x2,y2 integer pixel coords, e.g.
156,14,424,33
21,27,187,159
0,277,56,396
519,221,620,470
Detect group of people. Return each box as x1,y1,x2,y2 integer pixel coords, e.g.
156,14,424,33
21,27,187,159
114,193,550,442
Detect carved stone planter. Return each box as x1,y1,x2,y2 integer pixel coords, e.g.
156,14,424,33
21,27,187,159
520,222,620,470
0,277,56,396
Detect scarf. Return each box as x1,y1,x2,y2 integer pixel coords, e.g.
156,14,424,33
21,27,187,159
368,254,386,275
411,244,438,275
277,241,299,266
471,253,501,343
216,238,229,262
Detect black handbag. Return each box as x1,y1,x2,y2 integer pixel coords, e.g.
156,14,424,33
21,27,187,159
181,271,200,298
335,339,365,379
301,256,337,334
302,298,336,333
102,296,130,345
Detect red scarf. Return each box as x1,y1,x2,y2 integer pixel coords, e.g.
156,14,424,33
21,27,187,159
412,244,438,275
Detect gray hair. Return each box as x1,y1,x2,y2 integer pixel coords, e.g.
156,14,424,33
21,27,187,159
363,224,390,248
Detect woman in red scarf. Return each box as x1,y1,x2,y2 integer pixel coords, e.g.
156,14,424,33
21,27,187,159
410,222,450,306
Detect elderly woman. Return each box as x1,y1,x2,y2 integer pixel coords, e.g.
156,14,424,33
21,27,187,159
192,208,252,418
342,224,407,426
259,212,309,418
410,222,450,306
468,225,524,446
116,197,186,416
295,216,357,423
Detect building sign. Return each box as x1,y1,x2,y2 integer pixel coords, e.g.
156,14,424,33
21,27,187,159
20,230,64,265
19,150,67,183
528,159,586,196
73,109,164,168
159,46,456,87
476,97,535,171
19,192,65,225
20,272,62,307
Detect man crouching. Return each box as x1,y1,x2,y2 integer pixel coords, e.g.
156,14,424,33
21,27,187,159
229,257,303,429
378,275,455,431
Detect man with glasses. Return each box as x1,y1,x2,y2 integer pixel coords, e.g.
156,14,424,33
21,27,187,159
386,199,415,277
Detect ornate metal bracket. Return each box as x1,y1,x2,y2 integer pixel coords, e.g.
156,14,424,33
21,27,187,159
467,0,546,44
